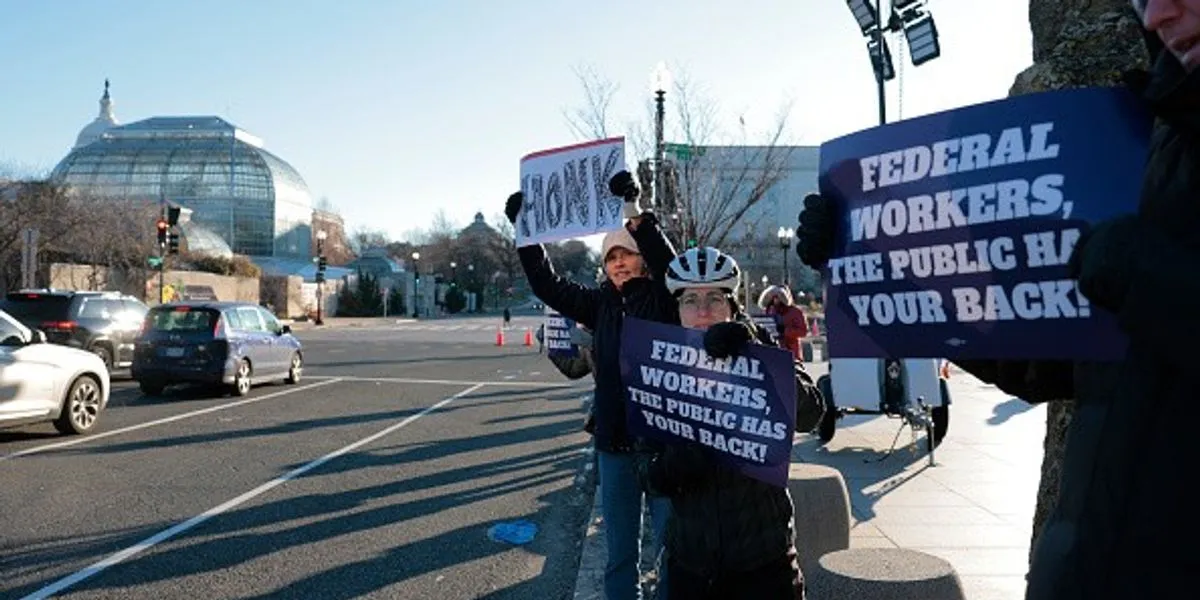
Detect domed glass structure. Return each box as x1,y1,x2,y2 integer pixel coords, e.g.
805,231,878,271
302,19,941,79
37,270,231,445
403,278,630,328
51,104,314,259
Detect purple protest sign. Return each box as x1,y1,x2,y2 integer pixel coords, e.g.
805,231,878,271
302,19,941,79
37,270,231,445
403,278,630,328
819,86,1151,360
620,317,797,488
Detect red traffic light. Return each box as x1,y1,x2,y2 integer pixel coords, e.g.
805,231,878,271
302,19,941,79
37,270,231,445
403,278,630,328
156,218,169,231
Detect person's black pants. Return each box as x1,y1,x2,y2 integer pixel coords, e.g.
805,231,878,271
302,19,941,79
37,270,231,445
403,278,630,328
666,555,804,600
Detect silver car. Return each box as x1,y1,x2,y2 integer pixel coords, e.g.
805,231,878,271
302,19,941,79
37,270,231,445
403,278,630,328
0,308,110,435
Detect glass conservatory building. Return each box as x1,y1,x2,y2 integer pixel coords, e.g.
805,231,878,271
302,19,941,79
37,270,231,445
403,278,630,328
51,108,314,259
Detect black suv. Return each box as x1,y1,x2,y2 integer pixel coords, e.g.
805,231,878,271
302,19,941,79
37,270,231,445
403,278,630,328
0,289,149,370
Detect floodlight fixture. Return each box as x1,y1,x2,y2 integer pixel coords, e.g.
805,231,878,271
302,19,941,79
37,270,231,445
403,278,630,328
903,10,941,66
867,37,896,82
845,0,878,35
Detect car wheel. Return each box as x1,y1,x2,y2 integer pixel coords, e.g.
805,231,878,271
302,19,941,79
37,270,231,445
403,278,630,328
231,359,252,396
285,352,302,384
816,374,837,443
90,344,113,370
54,375,103,435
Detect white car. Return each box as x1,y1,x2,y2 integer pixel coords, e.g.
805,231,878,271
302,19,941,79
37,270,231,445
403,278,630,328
0,308,110,435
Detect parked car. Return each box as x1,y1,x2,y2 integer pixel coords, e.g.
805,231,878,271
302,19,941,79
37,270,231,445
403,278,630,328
0,308,110,435
0,289,148,371
131,302,303,397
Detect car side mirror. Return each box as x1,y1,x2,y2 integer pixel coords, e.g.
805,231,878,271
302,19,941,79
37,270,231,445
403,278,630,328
279,324,291,335
30,330,47,344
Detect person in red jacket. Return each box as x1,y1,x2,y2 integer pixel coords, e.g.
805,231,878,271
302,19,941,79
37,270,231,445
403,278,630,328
758,285,809,361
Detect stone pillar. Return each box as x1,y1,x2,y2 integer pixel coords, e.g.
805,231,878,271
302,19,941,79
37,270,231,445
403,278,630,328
1011,0,1148,559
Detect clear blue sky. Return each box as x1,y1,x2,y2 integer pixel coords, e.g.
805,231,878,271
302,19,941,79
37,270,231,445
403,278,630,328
0,0,1031,242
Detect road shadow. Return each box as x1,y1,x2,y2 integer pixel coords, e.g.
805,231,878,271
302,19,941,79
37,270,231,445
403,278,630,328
986,397,1035,425
8,409,592,599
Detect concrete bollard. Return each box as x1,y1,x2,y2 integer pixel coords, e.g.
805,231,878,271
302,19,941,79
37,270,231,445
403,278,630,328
788,463,852,575
807,548,967,600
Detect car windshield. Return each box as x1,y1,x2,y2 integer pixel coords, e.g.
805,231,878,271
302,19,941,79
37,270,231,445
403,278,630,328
146,307,219,333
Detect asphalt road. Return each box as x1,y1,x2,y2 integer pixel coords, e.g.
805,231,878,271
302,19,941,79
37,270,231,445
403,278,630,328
0,316,595,600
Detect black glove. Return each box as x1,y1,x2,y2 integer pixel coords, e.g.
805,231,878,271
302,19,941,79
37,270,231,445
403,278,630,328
504,191,523,225
796,193,836,269
1067,215,1141,312
608,170,639,200
704,321,755,359
608,170,643,218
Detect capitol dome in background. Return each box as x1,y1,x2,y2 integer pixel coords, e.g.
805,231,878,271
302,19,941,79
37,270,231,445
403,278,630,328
73,80,119,150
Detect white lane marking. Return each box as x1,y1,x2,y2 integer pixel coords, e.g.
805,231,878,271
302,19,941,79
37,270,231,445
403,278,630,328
19,383,486,600
0,379,343,464
305,375,577,388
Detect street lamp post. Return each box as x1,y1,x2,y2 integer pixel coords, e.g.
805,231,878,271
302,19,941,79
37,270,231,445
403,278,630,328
411,251,421,318
652,62,671,211
844,0,942,126
467,264,475,311
450,261,457,283
315,230,328,325
777,227,794,287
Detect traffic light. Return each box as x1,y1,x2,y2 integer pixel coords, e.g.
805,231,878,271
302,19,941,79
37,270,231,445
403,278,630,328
687,238,698,249
167,232,180,254
317,256,327,270
156,218,169,246
167,206,181,226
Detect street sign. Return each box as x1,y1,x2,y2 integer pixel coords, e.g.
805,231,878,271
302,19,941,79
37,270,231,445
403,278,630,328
665,143,705,160
20,227,39,289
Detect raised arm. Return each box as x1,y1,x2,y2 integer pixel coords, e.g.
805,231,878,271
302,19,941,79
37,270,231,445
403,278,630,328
609,170,678,281
628,212,678,282
507,193,600,328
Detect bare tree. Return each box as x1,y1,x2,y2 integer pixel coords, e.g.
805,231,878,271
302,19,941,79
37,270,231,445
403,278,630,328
563,62,620,140
349,228,391,253
564,65,797,249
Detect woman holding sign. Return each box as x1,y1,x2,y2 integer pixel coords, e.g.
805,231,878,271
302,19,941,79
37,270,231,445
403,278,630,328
642,246,825,600
506,170,679,600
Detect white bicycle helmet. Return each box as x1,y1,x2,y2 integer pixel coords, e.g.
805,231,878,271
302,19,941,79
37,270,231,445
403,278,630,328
665,246,741,296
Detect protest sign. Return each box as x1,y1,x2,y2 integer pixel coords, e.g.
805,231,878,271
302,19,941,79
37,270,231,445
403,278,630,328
516,137,627,247
751,315,781,340
543,307,579,358
620,317,797,488
818,86,1152,360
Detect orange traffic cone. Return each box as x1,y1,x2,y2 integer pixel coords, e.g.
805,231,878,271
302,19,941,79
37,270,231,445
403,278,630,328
524,328,534,347
496,327,505,346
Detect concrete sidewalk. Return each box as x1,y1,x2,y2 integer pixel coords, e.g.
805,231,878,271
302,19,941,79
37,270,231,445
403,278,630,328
572,366,1042,599
285,316,415,331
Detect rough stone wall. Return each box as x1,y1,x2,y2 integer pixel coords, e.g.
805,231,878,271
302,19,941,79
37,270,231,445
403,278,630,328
1008,0,1148,561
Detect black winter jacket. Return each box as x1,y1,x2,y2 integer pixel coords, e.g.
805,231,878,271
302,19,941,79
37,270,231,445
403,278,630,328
958,39,1200,600
517,213,679,453
642,317,825,577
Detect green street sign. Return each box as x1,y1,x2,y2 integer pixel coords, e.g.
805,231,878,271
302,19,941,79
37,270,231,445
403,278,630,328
148,256,163,269
665,143,705,160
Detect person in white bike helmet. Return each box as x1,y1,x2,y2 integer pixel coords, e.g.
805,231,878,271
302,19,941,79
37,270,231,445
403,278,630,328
641,245,826,600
